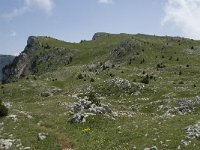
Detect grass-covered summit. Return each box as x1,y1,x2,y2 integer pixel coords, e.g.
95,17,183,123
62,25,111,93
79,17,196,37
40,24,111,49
1,33,200,149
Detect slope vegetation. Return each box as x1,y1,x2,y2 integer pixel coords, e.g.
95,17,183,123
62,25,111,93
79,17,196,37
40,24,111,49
1,33,200,149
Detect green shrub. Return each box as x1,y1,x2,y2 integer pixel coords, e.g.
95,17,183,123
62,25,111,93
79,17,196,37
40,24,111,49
156,63,165,69
77,73,84,79
140,58,145,64
90,78,95,82
88,92,101,106
141,75,150,84
0,104,8,117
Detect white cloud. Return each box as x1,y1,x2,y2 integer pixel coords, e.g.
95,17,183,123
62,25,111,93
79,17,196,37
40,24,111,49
25,0,54,14
2,0,54,20
98,0,113,4
162,0,200,39
10,31,17,37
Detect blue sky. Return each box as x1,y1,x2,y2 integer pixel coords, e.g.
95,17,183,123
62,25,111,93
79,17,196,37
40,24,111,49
0,0,200,55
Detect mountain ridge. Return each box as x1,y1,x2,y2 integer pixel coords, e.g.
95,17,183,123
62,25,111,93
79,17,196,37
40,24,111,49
3,32,198,83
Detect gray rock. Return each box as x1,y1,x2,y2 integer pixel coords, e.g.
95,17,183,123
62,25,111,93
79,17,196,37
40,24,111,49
104,61,113,69
92,32,110,40
41,91,53,97
110,38,141,62
150,146,158,150
185,121,200,139
8,115,17,122
0,139,13,149
133,91,141,96
27,36,41,46
106,77,132,91
144,146,158,150
68,113,86,123
172,100,193,115
195,96,200,104
69,97,112,123
41,87,61,97
87,64,97,71
2,102,12,108
101,104,112,113
38,133,48,141
50,87,62,93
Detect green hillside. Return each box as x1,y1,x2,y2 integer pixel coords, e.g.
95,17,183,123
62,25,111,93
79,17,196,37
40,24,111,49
1,33,200,150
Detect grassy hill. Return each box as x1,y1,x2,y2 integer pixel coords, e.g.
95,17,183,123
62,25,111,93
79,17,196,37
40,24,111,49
1,33,200,149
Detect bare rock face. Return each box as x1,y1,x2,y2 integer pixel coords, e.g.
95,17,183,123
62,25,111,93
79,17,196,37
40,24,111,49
92,32,110,40
2,36,74,83
0,55,15,83
110,38,141,62
2,36,42,83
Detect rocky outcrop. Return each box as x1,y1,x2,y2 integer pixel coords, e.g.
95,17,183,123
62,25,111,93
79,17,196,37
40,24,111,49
185,121,200,139
92,32,110,40
68,93,112,123
0,55,15,83
2,36,74,83
41,87,62,97
2,36,42,83
110,38,142,62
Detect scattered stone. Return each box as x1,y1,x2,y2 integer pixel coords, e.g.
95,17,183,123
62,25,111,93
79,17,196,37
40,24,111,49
68,95,112,123
2,102,12,108
41,87,61,97
161,98,199,117
133,91,141,96
23,147,31,150
185,121,200,139
181,139,191,147
104,77,132,91
177,145,181,149
150,146,158,150
133,146,137,149
172,100,193,115
0,139,13,149
8,115,17,122
38,133,48,141
69,112,95,123
112,111,134,118
195,96,200,104
144,146,158,150
41,91,53,97
15,110,33,119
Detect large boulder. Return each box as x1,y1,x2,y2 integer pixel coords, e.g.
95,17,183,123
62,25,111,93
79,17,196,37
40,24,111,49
68,95,112,123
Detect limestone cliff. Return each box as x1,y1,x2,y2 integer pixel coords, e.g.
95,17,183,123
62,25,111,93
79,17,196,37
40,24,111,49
2,36,74,83
2,36,42,83
0,55,15,83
